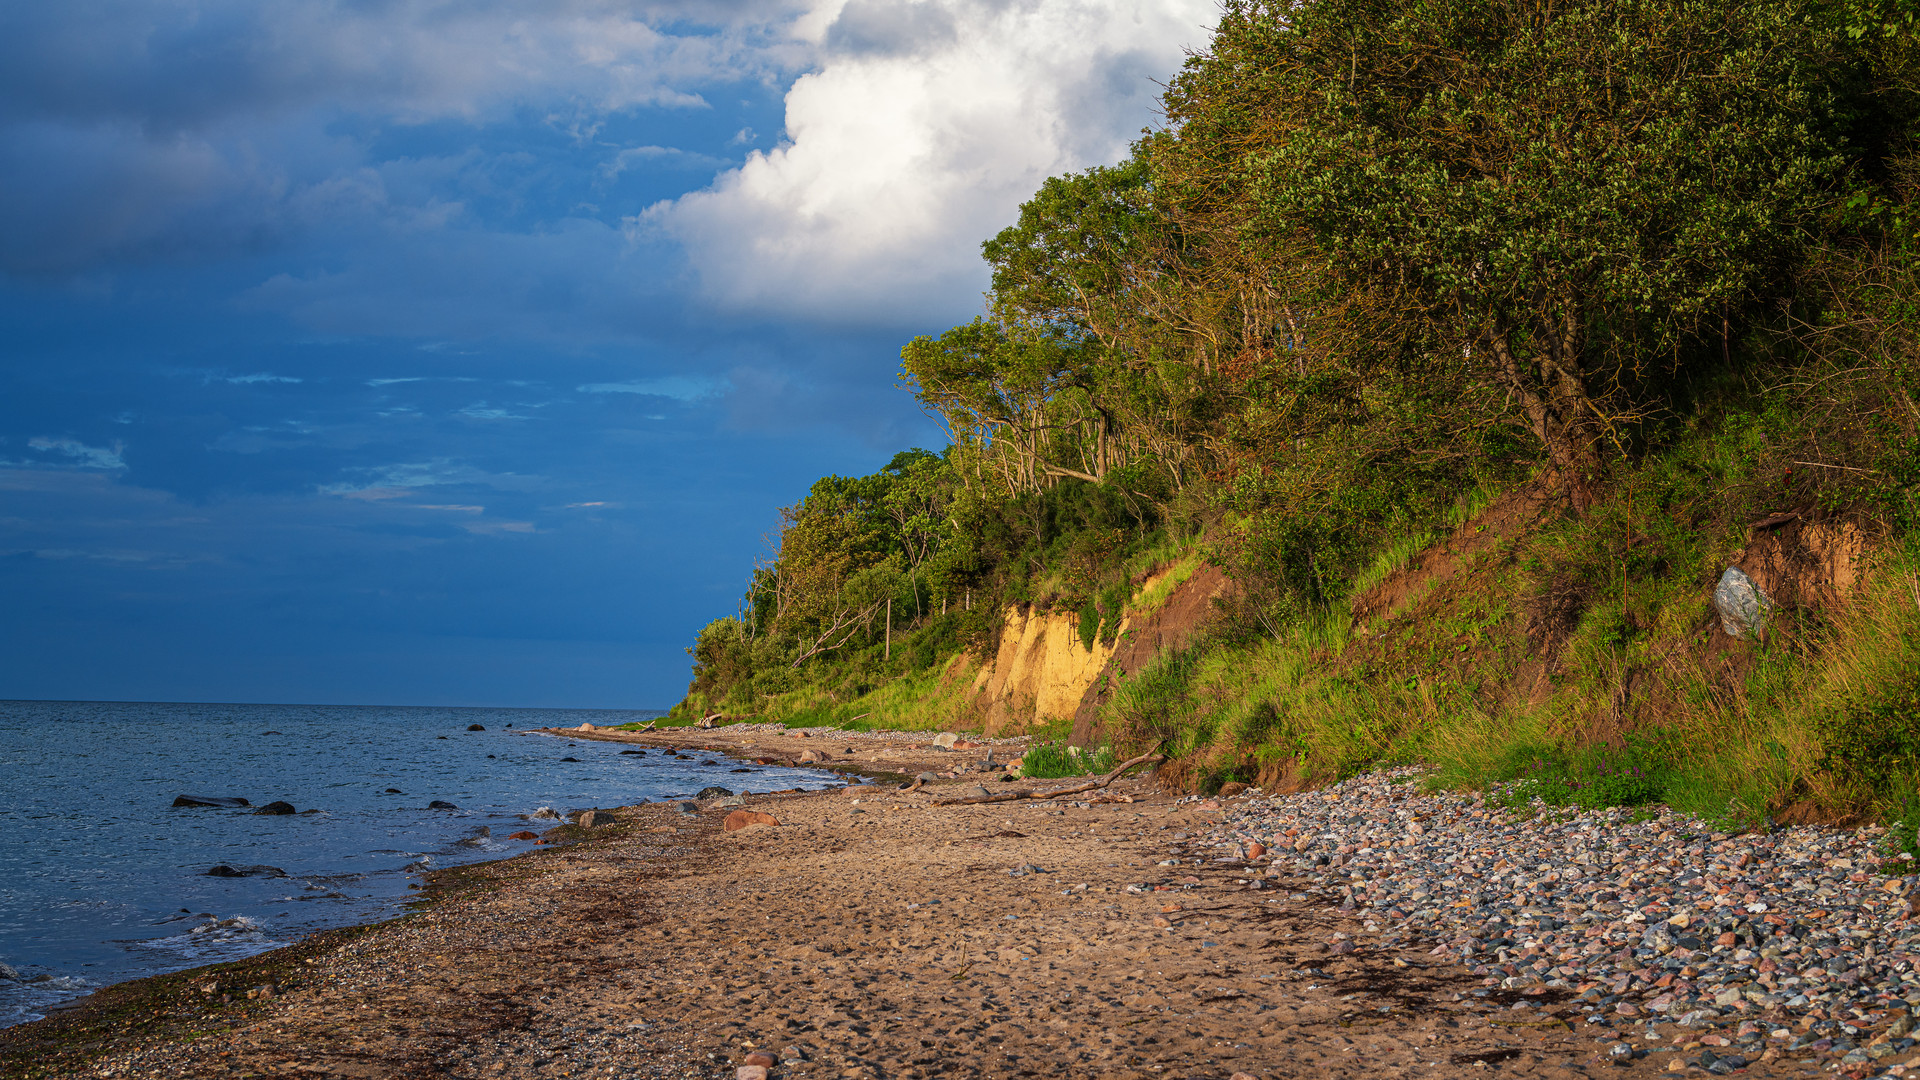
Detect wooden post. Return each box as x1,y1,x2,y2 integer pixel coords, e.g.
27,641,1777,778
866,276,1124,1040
885,597,892,663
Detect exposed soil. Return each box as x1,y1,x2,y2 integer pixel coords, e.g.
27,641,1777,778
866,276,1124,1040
2,734,1760,1080
1070,565,1231,748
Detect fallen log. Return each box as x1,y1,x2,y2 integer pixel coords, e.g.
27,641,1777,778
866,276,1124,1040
933,746,1165,806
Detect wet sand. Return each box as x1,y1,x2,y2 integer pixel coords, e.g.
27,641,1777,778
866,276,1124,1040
0,729,1805,1079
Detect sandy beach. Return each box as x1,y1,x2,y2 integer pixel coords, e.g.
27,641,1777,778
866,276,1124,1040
1,726,1908,1080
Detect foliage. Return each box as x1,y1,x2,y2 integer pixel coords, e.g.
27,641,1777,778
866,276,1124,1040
1020,742,1117,778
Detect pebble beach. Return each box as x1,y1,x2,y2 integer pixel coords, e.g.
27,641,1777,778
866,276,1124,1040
5,724,1917,1080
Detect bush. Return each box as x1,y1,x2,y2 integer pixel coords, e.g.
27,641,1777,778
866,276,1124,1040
1021,742,1116,778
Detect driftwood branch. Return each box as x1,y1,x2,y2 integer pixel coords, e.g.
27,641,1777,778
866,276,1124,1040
933,745,1165,806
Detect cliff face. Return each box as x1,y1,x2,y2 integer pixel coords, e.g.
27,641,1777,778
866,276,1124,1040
967,564,1230,737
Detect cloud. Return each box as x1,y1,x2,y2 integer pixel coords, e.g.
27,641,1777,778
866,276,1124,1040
643,0,1218,328
22,437,127,470
576,376,728,402
226,372,303,384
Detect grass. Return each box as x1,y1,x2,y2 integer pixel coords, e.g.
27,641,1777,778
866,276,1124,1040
1021,741,1117,777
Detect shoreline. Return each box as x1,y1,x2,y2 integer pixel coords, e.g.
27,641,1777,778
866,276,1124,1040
3,730,1912,1078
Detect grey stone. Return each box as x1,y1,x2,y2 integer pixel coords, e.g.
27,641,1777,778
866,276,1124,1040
171,795,250,808
428,800,459,810
696,786,733,799
1713,566,1773,637
253,801,296,815
576,810,616,827
675,800,699,814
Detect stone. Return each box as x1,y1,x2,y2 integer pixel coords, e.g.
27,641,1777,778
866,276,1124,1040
529,807,559,820
1245,842,1268,859
724,810,781,831
507,830,538,840
455,826,492,846
697,786,734,800
620,749,645,755
428,800,459,810
963,784,993,799
743,1051,777,1067
735,1068,768,1080
205,864,286,878
1713,566,1773,637
675,801,700,814
916,771,940,783
576,722,595,731
798,750,820,763
933,732,959,748
253,801,296,815
467,723,485,731
1231,1074,1259,1080
576,810,617,827
171,795,250,808
953,739,979,749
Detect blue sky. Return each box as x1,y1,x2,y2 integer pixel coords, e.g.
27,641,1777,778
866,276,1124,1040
0,0,1217,708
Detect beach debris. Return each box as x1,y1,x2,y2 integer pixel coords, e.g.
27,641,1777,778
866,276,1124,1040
171,795,250,808
507,830,537,841
204,864,286,878
935,745,1166,806
253,801,296,815
575,810,616,827
723,810,780,832
696,786,733,799
428,800,459,810
467,723,485,731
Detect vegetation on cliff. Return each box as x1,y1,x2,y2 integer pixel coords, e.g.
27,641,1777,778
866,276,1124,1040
678,0,1920,827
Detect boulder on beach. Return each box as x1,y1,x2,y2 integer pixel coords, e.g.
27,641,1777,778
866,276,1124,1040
253,801,296,815
576,810,617,827
696,786,733,800
723,809,780,832
172,795,250,808
674,800,699,814
467,723,485,731
428,800,459,810
205,864,287,878
933,732,959,749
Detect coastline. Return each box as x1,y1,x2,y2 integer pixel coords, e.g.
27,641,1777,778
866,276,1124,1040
5,726,1904,1079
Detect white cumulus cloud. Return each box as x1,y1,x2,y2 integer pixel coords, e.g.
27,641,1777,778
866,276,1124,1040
640,0,1218,327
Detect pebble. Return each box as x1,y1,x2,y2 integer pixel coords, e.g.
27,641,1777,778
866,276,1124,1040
1185,767,1920,1070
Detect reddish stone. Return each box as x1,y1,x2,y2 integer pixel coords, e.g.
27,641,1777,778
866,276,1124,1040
507,830,538,840
723,809,781,832
743,1051,776,1067
735,1067,768,1080
1245,842,1268,860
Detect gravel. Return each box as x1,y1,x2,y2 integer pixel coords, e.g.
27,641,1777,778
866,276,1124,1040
1179,767,1920,1073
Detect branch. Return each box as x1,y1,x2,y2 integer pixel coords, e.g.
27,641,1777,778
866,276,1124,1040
933,744,1165,805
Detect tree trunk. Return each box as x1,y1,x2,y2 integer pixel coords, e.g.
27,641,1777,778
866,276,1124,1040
1485,325,1603,512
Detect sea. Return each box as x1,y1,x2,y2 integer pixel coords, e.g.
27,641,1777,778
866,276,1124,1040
0,700,840,1028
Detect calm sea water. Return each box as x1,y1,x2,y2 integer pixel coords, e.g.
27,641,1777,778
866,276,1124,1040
0,700,839,1027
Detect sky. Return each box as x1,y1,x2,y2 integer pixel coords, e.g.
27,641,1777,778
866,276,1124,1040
0,0,1221,709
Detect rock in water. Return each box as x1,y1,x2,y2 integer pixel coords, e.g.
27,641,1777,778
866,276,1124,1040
171,795,250,808
620,749,645,755
724,810,781,832
576,810,617,827
507,830,538,841
696,786,733,800
466,723,485,731
1713,566,1774,637
253,801,296,815
528,806,559,820
455,826,493,846
428,800,459,810
205,865,286,878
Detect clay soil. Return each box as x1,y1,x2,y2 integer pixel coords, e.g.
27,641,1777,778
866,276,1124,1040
0,728,1754,1080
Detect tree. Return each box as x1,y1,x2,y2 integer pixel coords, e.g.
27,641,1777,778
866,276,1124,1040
1199,0,1859,508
